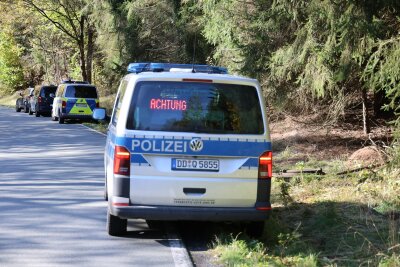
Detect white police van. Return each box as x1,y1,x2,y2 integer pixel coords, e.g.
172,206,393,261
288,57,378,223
93,63,273,236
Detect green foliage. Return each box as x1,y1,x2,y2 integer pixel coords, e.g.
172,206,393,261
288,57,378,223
362,36,400,128
90,0,206,93
379,254,400,267
0,30,24,92
212,233,319,267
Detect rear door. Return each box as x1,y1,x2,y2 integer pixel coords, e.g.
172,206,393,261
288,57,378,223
117,80,271,208
40,86,57,109
64,85,98,115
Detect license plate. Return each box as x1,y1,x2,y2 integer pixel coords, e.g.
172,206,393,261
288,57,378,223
76,103,87,107
172,158,219,172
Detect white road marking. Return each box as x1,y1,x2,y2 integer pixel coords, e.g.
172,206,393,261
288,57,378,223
166,225,193,267
80,123,107,136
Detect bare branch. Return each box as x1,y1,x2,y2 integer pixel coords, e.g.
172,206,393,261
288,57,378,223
21,0,78,42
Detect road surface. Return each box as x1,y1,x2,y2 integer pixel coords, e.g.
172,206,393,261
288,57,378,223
0,106,191,267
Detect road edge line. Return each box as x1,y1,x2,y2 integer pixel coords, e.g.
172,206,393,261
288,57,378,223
80,124,107,136
166,224,194,267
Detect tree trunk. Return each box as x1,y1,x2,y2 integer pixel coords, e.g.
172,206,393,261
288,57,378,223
78,16,87,82
86,23,94,84
362,88,370,135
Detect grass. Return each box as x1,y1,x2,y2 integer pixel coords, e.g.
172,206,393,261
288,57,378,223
82,121,108,134
0,91,18,108
210,147,400,266
99,94,115,115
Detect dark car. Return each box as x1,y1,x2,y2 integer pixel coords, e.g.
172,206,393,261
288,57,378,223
35,85,57,117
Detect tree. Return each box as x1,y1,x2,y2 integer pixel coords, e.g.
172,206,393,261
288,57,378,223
194,0,400,135
21,0,95,83
0,30,24,92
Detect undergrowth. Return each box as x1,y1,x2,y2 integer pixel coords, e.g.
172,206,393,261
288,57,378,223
0,91,18,107
211,147,400,266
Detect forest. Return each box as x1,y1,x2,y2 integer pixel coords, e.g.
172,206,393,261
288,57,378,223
0,0,400,131
1,1,400,265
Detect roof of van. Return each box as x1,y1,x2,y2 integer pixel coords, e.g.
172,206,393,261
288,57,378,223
124,71,258,85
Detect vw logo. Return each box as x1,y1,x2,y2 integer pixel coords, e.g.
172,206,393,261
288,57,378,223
190,138,203,152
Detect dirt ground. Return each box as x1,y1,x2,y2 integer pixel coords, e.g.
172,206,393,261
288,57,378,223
269,115,393,168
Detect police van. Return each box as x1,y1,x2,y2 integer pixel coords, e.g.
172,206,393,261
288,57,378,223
52,80,99,124
93,63,273,237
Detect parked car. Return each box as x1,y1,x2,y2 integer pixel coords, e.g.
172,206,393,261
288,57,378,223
15,87,35,114
93,63,273,237
34,85,57,117
51,80,99,124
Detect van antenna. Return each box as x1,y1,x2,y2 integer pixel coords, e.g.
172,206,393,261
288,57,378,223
191,34,197,73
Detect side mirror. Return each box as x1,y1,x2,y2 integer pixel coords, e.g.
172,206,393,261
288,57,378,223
49,93,55,98
92,108,107,121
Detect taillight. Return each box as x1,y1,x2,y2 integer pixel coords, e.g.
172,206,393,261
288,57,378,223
114,146,130,176
38,96,42,103
258,151,272,179
62,101,66,108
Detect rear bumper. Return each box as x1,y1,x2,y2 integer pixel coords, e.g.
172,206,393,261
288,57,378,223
110,204,271,221
60,113,93,120
37,105,52,113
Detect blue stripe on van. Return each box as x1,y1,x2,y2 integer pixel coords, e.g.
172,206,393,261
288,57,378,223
86,99,97,111
65,99,77,113
241,158,258,168
112,135,271,156
131,154,149,165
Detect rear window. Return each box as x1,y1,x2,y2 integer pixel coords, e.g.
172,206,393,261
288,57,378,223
40,86,57,97
65,86,98,98
127,81,264,134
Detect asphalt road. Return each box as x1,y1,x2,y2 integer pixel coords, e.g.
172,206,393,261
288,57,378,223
0,106,191,267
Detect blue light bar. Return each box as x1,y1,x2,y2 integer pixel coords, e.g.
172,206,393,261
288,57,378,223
127,62,228,74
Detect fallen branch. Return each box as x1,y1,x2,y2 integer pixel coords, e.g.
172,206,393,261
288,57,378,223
273,168,325,178
335,163,386,176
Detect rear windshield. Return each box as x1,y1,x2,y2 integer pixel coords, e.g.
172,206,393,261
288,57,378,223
127,81,264,134
65,86,97,98
40,86,57,97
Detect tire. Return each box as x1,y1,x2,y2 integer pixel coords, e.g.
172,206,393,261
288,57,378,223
51,112,58,121
35,111,40,117
146,220,164,230
28,107,33,115
244,221,265,238
15,105,20,112
58,116,65,124
24,104,29,113
107,209,127,236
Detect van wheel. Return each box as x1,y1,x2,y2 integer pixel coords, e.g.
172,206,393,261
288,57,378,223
107,209,127,236
24,104,29,113
59,116,65,124
244,221,265,238
146,220,164,230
